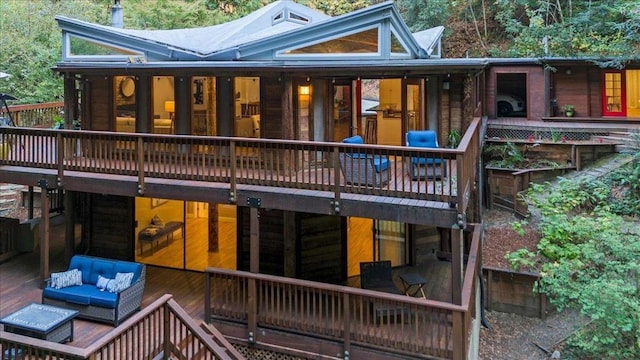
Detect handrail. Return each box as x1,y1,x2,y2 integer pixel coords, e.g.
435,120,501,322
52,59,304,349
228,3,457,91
0,101,63,128
0,123,482,206
204,224,482,359
0,294,244,360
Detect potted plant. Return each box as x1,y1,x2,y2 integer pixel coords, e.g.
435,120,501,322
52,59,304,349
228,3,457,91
447,129,461,148
561,104,575,117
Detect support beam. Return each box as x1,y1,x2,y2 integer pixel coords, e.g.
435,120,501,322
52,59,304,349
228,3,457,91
451,227,463,305
248,207,259,344
39,182,50,289
283,211,296,277
249,207,259,274
64,190,75,263
27,186,34,219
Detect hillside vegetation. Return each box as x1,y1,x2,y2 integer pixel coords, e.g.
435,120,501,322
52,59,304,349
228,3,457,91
0,0,638,103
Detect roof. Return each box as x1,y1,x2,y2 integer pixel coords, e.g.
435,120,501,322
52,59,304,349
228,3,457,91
55,0,445,65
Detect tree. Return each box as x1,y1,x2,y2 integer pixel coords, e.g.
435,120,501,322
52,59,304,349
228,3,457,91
493,0,640,61
0,0,111,104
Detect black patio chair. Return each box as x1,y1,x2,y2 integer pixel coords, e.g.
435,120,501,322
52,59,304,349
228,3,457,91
360,260,403,295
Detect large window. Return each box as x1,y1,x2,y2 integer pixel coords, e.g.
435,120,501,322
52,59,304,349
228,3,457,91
114,76,136,133
626,70,640,117
234,77,260,138
602,70,640,117
191,77,217,136
153,76,175,134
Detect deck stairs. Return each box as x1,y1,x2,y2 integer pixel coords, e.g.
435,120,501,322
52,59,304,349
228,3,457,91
596,131,640,153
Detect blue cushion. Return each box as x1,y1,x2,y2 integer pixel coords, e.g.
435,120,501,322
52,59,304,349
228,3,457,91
114,261,142,283
373,156,390,172
89,289,118,308
342,135,364,144
69,256,93,284
406,130,438,148
43,285,91,305
89,260,116,285
411,156,443,165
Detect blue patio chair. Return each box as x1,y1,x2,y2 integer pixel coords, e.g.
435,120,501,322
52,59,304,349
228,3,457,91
339,135,391,187
406,130,447,180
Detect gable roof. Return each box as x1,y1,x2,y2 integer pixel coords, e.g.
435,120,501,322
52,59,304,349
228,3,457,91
56,0,443,63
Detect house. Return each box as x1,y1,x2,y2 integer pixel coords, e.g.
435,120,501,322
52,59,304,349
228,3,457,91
0,1,556,359
2,0,638,358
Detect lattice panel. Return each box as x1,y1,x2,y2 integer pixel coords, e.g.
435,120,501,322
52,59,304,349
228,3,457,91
234,345,305,360
486,127,608,142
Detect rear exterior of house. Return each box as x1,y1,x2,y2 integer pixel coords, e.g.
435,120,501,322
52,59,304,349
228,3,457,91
2,0,639,356
0,1,485,359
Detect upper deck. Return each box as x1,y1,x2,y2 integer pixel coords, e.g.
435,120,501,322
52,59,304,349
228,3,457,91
0,117,481,228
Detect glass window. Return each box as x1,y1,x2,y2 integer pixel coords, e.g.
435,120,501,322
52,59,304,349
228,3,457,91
153,76,175,134
627,70,640,117
69,35,141,56
285,28,379,54
234,77,260,138
191,76,217,136
114,76,136,133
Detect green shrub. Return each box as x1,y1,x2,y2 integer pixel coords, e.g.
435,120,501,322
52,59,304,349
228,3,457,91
521,175,640,358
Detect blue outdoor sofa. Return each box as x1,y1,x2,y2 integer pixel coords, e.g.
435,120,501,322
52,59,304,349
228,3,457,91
42,255,146,326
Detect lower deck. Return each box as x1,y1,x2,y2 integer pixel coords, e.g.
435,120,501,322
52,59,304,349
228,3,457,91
0,215,456,351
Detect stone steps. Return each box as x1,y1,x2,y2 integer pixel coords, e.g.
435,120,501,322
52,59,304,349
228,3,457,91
595,131,640,153
0,183,26,216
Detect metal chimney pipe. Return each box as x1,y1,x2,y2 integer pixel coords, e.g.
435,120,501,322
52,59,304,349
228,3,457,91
111,0,123,28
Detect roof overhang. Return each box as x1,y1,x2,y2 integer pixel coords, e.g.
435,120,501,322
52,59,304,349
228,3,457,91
53,58,488,76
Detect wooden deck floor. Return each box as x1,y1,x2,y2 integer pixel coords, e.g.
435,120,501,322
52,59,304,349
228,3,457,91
0,215,454,350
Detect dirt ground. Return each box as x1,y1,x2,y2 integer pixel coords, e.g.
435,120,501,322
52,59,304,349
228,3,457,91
479,209,588,360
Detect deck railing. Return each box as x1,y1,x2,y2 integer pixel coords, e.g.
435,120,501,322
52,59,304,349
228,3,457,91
0,294,244,360
0,117,481,206
204,224,481,360
0,102,63,128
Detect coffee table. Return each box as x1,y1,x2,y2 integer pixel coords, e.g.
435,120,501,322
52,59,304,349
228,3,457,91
0,303,78,343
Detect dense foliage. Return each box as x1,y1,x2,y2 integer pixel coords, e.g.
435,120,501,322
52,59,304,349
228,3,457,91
508,151,640,358
0,0,638,103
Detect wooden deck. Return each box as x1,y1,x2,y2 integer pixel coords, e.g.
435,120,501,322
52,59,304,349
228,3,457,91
0,125,478,228
0,215,455,351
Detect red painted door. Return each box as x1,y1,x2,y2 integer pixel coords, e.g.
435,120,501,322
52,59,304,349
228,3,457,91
602,71,626,116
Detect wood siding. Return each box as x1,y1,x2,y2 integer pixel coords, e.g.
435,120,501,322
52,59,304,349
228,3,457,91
239,207,285,275
553,66,591,117
261,77,284,139
297,213,345,284
86,75,111,131
87,194,134,260
487,66,545,120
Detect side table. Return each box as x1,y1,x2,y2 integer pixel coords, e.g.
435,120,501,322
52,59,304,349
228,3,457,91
399,272,427,299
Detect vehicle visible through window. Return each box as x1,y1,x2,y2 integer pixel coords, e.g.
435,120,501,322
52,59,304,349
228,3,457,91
497,93,526,116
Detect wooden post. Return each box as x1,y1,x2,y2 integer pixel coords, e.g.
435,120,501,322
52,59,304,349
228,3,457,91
64,190,75,263
451,311,466,360
27,186,34,219
39,180,50,289
249,207,259,274
248,207,259,344
451,227,463,305
283,211,296,277
208,204,218,252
